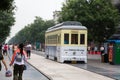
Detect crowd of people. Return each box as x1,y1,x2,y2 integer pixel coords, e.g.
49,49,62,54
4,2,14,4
0,43,32,80
87,44,105,55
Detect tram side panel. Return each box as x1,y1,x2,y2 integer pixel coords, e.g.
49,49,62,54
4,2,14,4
45,30,61,60
45,46,56,60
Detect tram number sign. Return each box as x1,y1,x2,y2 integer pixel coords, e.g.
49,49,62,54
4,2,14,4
64,49,84,51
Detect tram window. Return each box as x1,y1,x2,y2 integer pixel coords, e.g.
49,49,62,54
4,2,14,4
64,34,69,44
71,34,78,44
80,34,85,44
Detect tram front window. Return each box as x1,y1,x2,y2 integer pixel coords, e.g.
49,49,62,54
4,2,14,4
64,34,69,44
80,34,85,44
71,34,78,44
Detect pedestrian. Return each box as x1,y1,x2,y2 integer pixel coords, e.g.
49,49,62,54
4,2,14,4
0,45,8,71
8,44,13,55
3,44,8,55
94,46,98,54
100,45,105,55
25,42,32,59
87,45,91,54
9,43,27,80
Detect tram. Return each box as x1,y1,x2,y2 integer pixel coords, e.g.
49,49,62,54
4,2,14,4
45,21,87,63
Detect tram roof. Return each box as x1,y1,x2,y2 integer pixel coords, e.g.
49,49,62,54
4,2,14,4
46,21,87,32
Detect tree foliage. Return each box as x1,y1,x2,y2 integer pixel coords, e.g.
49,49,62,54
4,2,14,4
8,17,55,44
0,11,15,43
0,0,15,43
0,0,15,11
59,0,120,43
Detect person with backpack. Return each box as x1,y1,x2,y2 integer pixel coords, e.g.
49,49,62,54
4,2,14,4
9,43,27,80
0,45,8,71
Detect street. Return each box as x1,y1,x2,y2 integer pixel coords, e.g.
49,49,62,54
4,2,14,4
33,50,120,80
1,50,120,80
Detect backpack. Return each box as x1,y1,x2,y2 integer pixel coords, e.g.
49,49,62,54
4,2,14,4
15,52,24,62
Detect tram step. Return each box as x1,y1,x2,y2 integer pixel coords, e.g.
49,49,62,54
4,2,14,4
71,61,77,64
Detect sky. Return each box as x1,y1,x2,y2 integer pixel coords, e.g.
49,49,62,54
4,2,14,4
6,0,65,42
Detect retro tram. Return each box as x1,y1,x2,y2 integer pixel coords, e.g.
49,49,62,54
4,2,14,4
45,21,87,63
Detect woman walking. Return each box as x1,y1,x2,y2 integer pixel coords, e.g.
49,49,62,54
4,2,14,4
10,43,27,80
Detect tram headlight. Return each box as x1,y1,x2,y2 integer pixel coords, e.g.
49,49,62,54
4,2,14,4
65,52,68,55
81,52,83,54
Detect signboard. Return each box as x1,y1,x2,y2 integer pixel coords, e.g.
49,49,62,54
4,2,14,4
108,44,113,62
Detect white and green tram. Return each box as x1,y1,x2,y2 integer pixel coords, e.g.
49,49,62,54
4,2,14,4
45,21,87,63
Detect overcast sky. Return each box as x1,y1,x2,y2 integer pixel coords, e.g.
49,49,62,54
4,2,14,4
7,0,65,42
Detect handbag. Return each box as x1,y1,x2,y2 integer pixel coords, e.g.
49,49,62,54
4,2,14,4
23,65,27,70
5,70,12,77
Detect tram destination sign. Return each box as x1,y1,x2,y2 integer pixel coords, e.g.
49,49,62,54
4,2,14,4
64,49,84,51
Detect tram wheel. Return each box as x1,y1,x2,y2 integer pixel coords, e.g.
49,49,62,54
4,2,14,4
109,62,114,65
46,55,49,59
54,57,57,61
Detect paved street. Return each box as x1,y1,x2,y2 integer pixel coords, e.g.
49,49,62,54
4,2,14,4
70,59,120,80
28,52,114,80
1,50,120,80
0,55,13,80
33,50,120,80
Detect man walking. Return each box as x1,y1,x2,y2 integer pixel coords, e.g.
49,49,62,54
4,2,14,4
25,43,32,59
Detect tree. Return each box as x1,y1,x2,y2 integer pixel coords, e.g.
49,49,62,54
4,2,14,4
59,0,120,43
0,0,15,43
0,0,15,11
8,17,55,44
0,11,15,43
